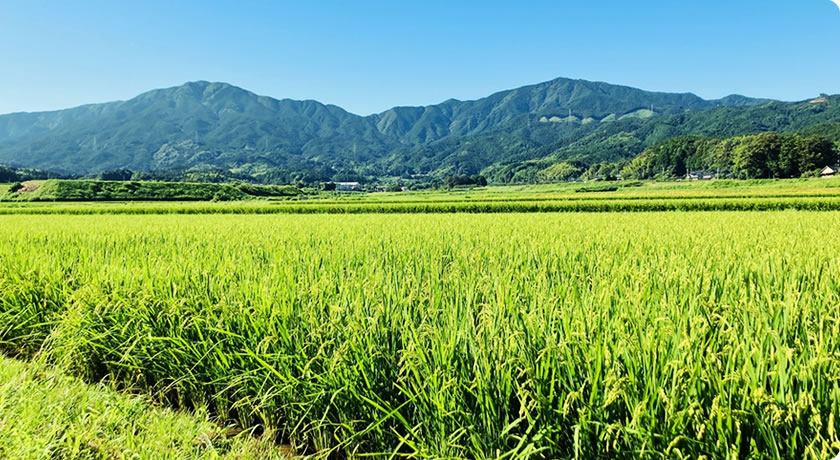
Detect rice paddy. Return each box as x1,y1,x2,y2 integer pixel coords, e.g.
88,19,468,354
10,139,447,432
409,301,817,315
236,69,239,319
2,211,840,458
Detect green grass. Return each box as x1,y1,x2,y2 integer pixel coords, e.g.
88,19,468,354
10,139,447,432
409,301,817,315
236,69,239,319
2,212,840,458
0,356,290,459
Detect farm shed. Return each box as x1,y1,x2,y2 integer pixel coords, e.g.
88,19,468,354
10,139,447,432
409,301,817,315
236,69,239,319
686,171,718,181
336,182,363,192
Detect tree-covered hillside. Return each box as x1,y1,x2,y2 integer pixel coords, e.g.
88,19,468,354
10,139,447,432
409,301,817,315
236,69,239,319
0,82,397,174
458,97,840,183
621,132,838,180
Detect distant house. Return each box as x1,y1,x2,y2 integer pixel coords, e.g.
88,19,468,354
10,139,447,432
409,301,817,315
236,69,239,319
335,182,363,192
686,171,718,181
820,166,838,178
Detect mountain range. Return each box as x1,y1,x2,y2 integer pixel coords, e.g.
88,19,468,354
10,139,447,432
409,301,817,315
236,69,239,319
0,78,837,183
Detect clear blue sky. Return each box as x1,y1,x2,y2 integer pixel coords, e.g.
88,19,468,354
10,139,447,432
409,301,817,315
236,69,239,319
1,0,839,116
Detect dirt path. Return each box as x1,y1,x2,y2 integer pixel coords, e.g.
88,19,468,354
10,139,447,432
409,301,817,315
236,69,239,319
18,181,43,193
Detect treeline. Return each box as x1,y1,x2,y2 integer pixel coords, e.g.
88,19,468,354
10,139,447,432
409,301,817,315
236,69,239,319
483,160,626,184
95,166,342,185
621,133,838,180
445,175,488,188
0,165,69,182
92,166,449,190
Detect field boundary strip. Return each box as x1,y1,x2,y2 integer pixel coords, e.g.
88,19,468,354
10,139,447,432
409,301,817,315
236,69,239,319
3,196,840,214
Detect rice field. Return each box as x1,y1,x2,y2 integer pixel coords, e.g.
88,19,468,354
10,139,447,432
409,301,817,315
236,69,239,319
2,177,840,216
5,195,840,216
2,212,840,458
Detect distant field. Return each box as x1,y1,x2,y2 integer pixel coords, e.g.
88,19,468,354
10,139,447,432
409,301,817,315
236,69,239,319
408,176,840,200
5,196,840,215
2,212,840,458
2,177,840,214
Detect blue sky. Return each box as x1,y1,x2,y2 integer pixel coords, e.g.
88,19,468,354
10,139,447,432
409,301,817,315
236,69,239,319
1,0,839,115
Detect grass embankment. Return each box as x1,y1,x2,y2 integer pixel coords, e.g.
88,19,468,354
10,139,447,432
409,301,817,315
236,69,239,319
0,180,301,202
2,213,840,458
0,356,290,459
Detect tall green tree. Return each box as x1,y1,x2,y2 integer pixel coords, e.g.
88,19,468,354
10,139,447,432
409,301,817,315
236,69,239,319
733,133,782,178
798,136,837,174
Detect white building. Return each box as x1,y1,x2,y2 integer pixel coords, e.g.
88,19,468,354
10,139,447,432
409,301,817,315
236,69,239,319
335,182,363,192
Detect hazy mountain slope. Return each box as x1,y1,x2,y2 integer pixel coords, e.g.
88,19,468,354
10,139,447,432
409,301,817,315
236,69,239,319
0,82,395,173
372,77,765,145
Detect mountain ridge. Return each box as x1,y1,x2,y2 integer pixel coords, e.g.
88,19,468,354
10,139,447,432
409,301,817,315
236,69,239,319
0,77,765,118
0,77,832,182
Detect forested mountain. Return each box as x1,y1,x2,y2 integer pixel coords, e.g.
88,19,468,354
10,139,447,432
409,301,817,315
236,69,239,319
422,96,840,183
0,82,396,174
374,78,761,144
0,78,837,184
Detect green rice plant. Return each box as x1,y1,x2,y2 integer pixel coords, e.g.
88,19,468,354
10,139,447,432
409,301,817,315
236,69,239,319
1,213,839,458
